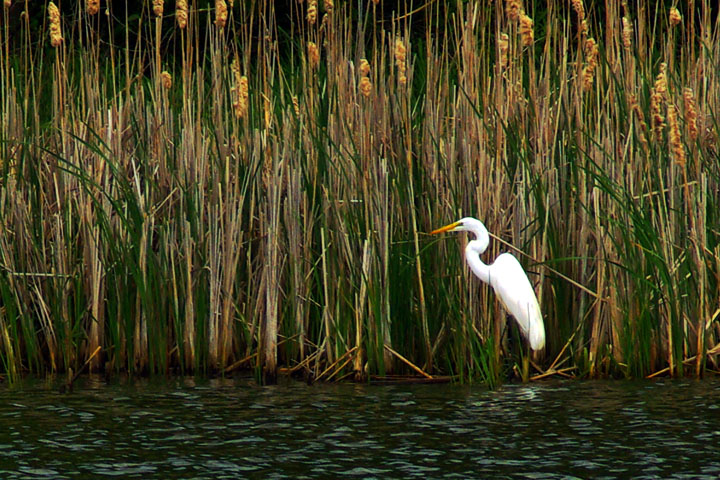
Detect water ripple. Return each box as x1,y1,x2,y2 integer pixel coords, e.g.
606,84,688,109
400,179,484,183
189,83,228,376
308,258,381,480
0,377,719,478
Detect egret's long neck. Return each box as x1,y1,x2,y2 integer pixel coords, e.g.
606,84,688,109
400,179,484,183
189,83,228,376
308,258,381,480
465,242,490,284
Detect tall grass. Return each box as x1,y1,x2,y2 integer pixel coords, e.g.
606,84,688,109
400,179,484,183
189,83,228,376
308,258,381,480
0,0,718,383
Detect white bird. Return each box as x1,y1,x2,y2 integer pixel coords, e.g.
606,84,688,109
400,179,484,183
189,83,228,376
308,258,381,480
431,217,545,352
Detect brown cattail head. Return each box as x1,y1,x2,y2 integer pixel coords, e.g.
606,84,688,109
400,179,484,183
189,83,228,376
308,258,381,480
683,87,698,141
628,93,650,153
582,37,599,91
498,32,509,69
153,0,164,17
87,0,99,15
359,76,372,97
359,59,370,77
236,76,249,118
394,37,406,71
669,7,682,27
572,0,585,20
505,0,521,22
667,104,686,166
307,41,320,68
651,63,668,136
307,0,317,25
654,62,668,98
4,0,10,9
231,57,249,118
394,37,407,84
161,71,172,89
519,12,534,47
215,0,227,28
176,0,188,29
622,17,633,50
48,2,63,47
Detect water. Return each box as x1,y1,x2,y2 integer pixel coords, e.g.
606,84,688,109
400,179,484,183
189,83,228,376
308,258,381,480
1,376,719,479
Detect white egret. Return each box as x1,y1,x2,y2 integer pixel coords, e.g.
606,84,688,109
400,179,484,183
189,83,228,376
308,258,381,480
431,217,545,355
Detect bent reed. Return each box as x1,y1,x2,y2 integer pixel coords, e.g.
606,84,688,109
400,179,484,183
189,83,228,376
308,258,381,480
0,0,718,384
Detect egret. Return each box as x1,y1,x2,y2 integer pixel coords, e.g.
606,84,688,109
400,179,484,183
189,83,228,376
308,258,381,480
431,217,545,378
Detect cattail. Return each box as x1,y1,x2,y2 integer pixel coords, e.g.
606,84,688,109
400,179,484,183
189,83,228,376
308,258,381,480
237,77,249,118
87,0,99,15
323,0,333,14
582,37,599,91
667,105,686,166
519,13,534,47
153,0,164,17
629,93,650,152
371,0,379,4
231,58,248,118
651,63,667,136
291,96,300,116
3,0,10,9
359,76,372,97
498,32,509,69
394,37,406,67
307,0,317,25
622,17,633,50
48,2,63,48
359,59,370,77
505,0,521,22
161,71,172,89
579,19,589,37
572,0,585,21
394,37,407,85
683,87,698,141
176,0,188,29
215,0,227,28
669,7,682,27
307,41,320,68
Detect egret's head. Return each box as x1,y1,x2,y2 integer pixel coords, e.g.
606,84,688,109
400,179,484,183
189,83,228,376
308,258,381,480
430,217,484,235
431,217,490,255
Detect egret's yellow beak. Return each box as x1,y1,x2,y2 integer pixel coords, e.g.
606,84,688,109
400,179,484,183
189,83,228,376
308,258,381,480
430,221,461,235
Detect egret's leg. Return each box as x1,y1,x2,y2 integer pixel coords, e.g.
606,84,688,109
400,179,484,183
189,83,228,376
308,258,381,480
521,342,530,383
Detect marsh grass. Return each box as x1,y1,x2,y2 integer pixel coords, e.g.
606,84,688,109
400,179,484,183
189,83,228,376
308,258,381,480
0,0,718,384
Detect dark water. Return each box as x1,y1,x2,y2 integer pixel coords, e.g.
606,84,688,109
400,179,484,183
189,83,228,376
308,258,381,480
1,375,719,479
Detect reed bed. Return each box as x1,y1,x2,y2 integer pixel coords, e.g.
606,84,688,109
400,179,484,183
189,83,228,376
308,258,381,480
0,1,718,384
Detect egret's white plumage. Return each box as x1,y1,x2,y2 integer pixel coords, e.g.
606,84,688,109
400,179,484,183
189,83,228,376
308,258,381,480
431,217,545,351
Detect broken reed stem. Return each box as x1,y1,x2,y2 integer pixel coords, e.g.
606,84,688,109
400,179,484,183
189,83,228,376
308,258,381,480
384,345,432,379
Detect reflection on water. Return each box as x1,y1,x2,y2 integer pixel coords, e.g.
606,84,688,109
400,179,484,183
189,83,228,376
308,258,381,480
1,375,719,479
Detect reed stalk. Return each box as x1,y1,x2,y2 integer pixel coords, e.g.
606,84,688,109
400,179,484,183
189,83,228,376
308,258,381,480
0,1,717,383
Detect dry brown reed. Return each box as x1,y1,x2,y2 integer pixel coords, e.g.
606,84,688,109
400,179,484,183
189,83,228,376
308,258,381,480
0,0,718,384
683,87,698,141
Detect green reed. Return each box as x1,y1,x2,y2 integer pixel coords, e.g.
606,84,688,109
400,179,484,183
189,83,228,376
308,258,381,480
0,0,718,384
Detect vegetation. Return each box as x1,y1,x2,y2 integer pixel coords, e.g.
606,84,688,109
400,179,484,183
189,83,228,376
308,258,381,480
0,0,718,384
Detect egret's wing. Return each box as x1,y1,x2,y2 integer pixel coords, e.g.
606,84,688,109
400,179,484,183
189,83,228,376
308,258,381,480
489,253,545,350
